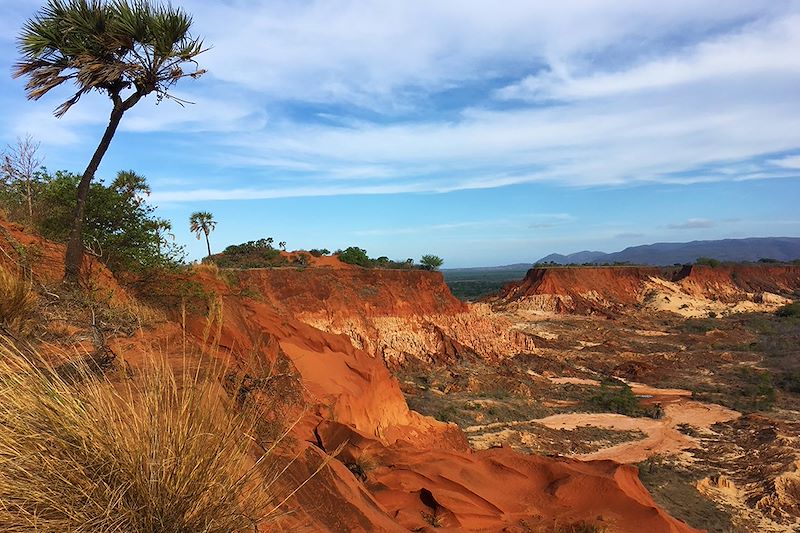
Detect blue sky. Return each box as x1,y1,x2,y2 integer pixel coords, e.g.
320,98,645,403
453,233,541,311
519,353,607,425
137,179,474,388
1,0,800,267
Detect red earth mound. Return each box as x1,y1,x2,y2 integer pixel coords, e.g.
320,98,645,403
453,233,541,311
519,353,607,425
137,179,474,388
231,267,467,318
493,266,670,315
0,220,699,532
492,265,800,316
169,269,699,532
0,217,125,294
674,264,800,302
224,266,533,366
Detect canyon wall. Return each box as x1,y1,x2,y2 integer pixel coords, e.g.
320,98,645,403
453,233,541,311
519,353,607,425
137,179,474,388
0,218,700,532
177,269,699,532
230,267,534,365
491,265,800,317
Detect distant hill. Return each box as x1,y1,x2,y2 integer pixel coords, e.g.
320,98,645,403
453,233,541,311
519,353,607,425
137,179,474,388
537,251,607,264
535,237,800,266
443,263,531,272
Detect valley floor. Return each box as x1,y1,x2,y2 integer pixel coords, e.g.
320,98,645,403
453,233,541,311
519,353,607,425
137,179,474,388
399,310,800,533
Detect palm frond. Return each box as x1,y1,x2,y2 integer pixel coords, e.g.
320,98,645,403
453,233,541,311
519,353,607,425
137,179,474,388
14,0,206,117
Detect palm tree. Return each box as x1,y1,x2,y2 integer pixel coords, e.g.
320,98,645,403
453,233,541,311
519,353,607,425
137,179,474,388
190,211,216,259
152,219,174,255
14,0,206,281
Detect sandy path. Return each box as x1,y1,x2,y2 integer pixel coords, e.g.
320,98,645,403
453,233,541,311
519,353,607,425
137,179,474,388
548,376,693,397
466,376,739,464
533,400,739,463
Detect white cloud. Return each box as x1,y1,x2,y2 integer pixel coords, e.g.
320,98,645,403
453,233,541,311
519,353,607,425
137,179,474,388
497,15,800,101
4,0,800,201
182,0,774,107
667,218,715,229
770,155,800,169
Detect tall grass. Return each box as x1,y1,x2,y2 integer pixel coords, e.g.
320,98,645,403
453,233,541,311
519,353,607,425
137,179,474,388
0,264,37,331
0,338,286,532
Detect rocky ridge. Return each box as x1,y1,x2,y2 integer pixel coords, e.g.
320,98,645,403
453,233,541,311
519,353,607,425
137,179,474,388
491,265,800,317
0,219,699,532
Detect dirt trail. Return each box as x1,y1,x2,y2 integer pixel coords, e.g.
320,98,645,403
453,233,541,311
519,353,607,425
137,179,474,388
548,376,693,397
535,400,739,463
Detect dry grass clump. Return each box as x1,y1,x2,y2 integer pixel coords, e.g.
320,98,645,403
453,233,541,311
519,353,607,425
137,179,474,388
193,261,220,276
0,338,284,532
0,265,37,331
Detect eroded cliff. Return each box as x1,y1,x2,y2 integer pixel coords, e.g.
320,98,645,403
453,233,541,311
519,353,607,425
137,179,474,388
227,267,534,365
0,222,703,532
491,265,799,317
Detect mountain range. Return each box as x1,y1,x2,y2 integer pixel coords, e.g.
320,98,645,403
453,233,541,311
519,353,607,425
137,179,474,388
536,237,800,266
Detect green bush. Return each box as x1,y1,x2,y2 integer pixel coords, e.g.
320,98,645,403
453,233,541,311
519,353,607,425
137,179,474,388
736,368,776,411
420,254,444,271
695,257,721,267
589,379,639,416
215,239,287,268
776,302,800,318
337,247,371,267
778,371,800,394
8,169,184,273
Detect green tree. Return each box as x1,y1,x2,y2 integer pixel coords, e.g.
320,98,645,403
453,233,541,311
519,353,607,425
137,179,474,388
338,247,370,267
695,257,721,267
35,169,183,272
14,0,205,281
190,211,216,259
420,254,444,271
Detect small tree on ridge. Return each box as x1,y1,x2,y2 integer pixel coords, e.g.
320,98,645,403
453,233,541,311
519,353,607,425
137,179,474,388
420,254,444,271
190,211,216,259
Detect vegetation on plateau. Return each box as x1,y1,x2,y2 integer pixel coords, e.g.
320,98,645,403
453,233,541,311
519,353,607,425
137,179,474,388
0,165,184,274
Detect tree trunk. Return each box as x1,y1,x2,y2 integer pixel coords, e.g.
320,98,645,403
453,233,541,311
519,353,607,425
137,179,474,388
64,92,143,282
205,232,212,258
25,178,33,222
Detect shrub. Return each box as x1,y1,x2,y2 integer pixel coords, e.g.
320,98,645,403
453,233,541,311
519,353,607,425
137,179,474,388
735,368,776,411
589,379,639,416
338,246,371,267
0,265,37,331
695,257,721,267
778,371,800,394
308,248,330,257
215,239,287,268
345,452,377,482
293,252,311,266
0,338,288,532
32,170,184,273
776,302,800,318
420,254,444,271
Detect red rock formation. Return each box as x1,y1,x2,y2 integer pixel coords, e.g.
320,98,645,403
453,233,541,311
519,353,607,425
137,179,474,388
673,264,800,301
228,267,534,365
177,271,699,532
492,265,799,316
0,221,699,532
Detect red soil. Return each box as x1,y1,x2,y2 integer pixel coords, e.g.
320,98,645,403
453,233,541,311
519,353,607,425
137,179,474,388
0,219,700,532
233,267,467,318
0,218,127,298
179,269,698,532
674,264,800,301
494,266,668,314
494,265,800,315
